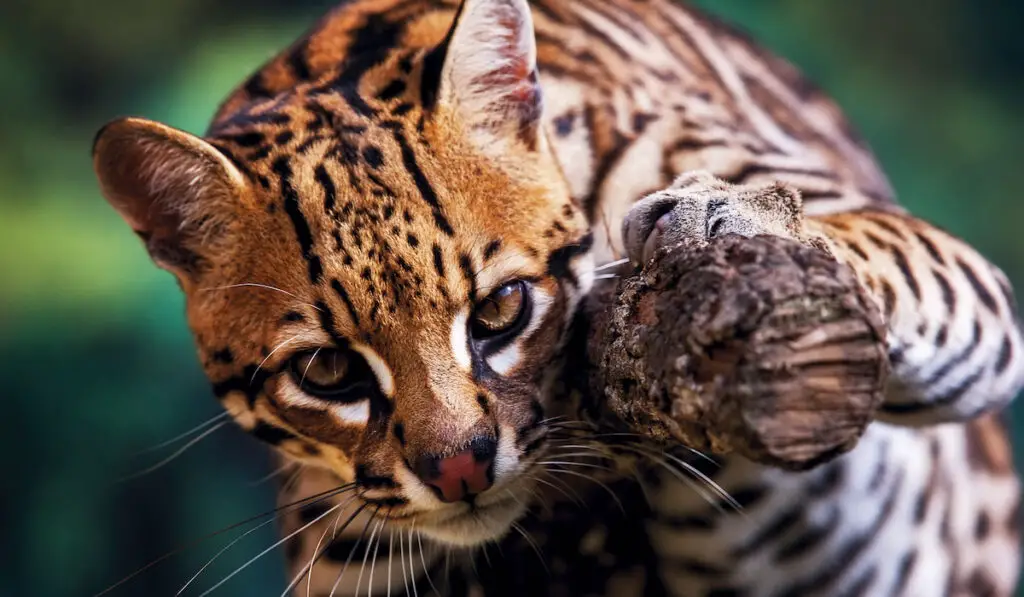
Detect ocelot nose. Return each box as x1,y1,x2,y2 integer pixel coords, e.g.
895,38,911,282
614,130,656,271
414,436,496,503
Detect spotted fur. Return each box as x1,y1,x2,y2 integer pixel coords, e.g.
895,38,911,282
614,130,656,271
92,0,1023,595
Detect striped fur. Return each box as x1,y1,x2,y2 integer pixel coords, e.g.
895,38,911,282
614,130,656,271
91,0,1023,595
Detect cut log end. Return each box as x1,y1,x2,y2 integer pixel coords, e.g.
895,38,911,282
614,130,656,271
588,234,889,471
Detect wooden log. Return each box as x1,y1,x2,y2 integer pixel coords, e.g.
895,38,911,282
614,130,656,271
587,234,889,471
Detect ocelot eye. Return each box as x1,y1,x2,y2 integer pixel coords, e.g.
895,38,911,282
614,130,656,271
471,280,530,340
290,348,371,401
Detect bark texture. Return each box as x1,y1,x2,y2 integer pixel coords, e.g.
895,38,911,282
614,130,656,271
588,235,889,471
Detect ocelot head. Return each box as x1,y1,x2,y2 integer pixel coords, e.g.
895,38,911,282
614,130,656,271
91,0,593,547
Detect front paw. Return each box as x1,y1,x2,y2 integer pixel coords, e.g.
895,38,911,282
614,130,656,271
621,171,810,266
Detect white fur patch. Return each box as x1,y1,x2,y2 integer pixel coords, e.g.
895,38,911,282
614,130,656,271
486,344,521,376
491,422,520,484
351,344,395,397
329,401,370,426
450,307,473,372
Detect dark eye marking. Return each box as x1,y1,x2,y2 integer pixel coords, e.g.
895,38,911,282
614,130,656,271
546,232,594,287
289,348,375,403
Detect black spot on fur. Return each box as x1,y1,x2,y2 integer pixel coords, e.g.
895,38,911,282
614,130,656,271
476,393,491,415
251,422,297,446
377,78,407,101
483,240,502,261
362,145,384,169
212,348,234,364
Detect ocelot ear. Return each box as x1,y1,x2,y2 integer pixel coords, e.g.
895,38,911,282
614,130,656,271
92,117,248,282
430,0,544,156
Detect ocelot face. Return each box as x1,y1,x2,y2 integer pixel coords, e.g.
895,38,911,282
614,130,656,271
92,0,595,545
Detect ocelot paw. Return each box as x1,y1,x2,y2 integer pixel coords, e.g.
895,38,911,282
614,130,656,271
622,170,821,266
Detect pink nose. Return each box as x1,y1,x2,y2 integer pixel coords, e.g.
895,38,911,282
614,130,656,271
415,438,496,503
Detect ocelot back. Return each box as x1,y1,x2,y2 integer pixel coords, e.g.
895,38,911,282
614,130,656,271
91,0,1023,595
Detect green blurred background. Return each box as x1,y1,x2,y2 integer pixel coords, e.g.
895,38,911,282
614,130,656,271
2,1,1023,595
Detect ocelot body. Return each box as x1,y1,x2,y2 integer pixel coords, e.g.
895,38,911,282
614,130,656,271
91,0,1023,595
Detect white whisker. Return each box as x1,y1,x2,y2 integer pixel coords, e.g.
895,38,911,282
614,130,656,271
406,528,419,597
252,335,302,384
195,499,344,596
387,526,395,597
328,508,376,597
592,257,631,272
355,518,384,596
201,283,323,312
416,528,440,596
119,421,228,483
299,346,323,388
133,412,230,456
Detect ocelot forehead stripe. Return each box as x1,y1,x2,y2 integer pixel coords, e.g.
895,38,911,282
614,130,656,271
389,127,455,236
272,155,325,285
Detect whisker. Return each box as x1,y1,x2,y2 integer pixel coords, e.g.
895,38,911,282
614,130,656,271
366,514,389,596
415,528,440,596
252,335,302,384
653,448,741,513
201,283,323,312
299,346,323,387
248,461,300,488
509,522,548,573
545,465,625,513
132,412,230,457
397,526,410,597
195,498,348,596
387,526,395,597
303,511,339,597
95,484,355,597
406,528,420,597
327,505,377,597
623,445,737,514
355,516,385,596
117,421,229,483
591,257,631,272
538,459,617,473
287,494,363,597
522,472,577,510
593,274,620,281
295,501,371,595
